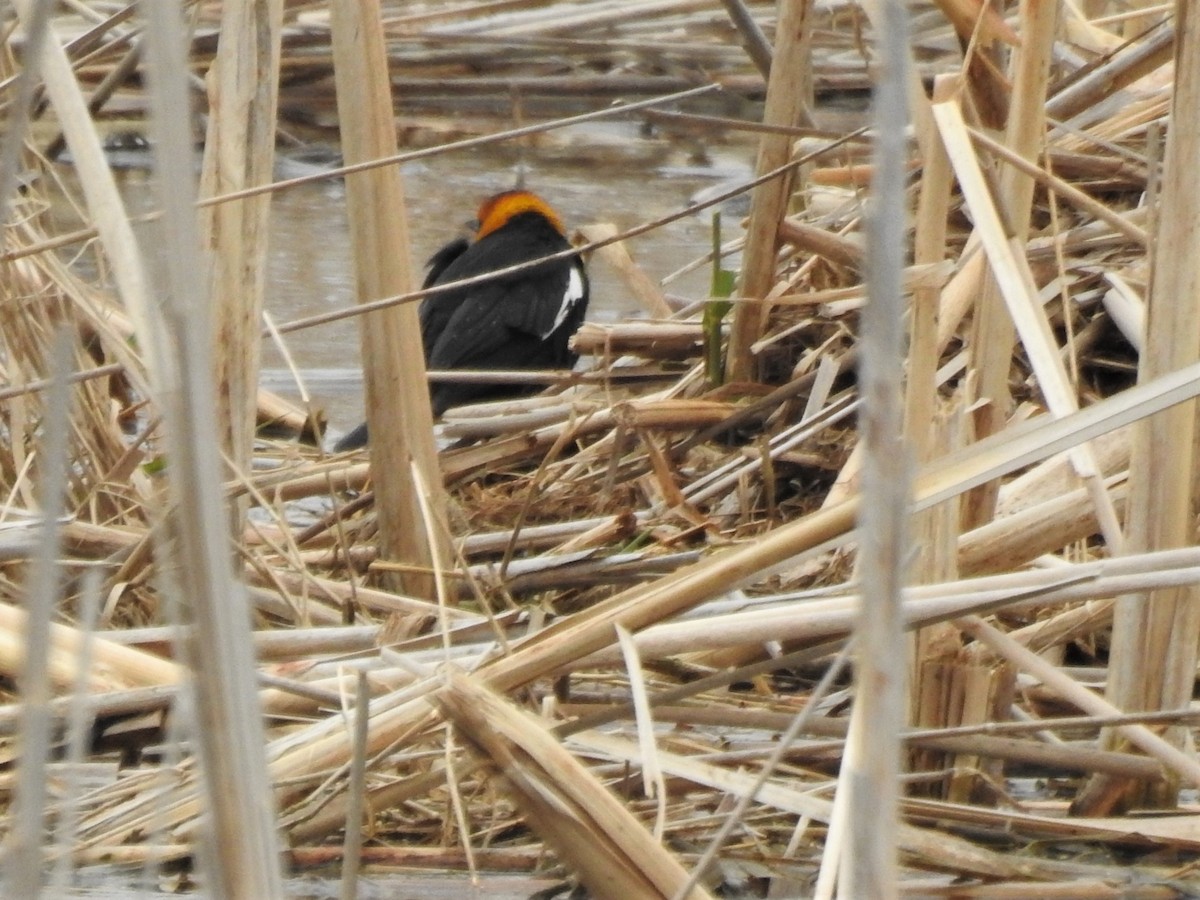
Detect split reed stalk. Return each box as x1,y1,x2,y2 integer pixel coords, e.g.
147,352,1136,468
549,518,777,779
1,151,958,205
963,0,1060,529
725,0,813,382
905,72,959,782
329,0,448,600
199,0,284,510
2,332,71,896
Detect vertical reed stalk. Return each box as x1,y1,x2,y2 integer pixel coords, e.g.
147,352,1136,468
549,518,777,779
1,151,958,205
837,0,910,891
725,0,813,382
929,0,1068,799
199,0,284,507
0,0,48,226
329,0,448,599
1105,0,1200,809
48,570,102,895
906,77,960,781
141,3,285,895
904,80,953,466
2,330,71,897
339,672,371,900
963,0,1059,529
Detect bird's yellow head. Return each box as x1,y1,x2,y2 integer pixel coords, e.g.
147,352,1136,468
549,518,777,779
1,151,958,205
475,190,566,240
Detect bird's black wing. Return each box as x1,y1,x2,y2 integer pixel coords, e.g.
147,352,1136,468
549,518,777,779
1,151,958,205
495,259,586,344
424,272,568,369
424,237,469,288
420,222,585,370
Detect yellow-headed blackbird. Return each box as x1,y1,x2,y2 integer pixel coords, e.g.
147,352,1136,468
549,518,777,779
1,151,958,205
335,189,589,450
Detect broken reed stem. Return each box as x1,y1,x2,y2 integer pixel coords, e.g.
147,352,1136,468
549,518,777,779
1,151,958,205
565,553,1200,681
435,671,715,900
338,672,370,900
958,616,1200,787
718,0,774,79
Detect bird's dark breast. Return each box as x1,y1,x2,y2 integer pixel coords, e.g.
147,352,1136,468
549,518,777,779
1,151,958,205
418,213,589,414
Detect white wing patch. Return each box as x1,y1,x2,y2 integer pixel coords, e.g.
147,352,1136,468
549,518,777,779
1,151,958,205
541,263,586,339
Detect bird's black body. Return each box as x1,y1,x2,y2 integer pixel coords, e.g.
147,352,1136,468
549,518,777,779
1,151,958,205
334,191,589,451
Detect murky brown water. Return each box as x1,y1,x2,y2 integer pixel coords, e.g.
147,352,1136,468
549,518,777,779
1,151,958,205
264,141,748,440
94,128,754,444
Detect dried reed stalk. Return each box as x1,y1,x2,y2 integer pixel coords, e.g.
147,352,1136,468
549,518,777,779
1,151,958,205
961,0,1060,529
576,223,673,318
435,670,715,900
329,0,447,599
1104,0,1200,810
834,0,910,888
199,0,284,494
725,0,814,381
906,67,963,789
141,2,284,894
959,476,1128,576
2,331,71,896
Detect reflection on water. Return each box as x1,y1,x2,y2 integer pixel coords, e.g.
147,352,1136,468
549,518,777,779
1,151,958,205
54,133,753,438
260,145,749,435
68,865,561,898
